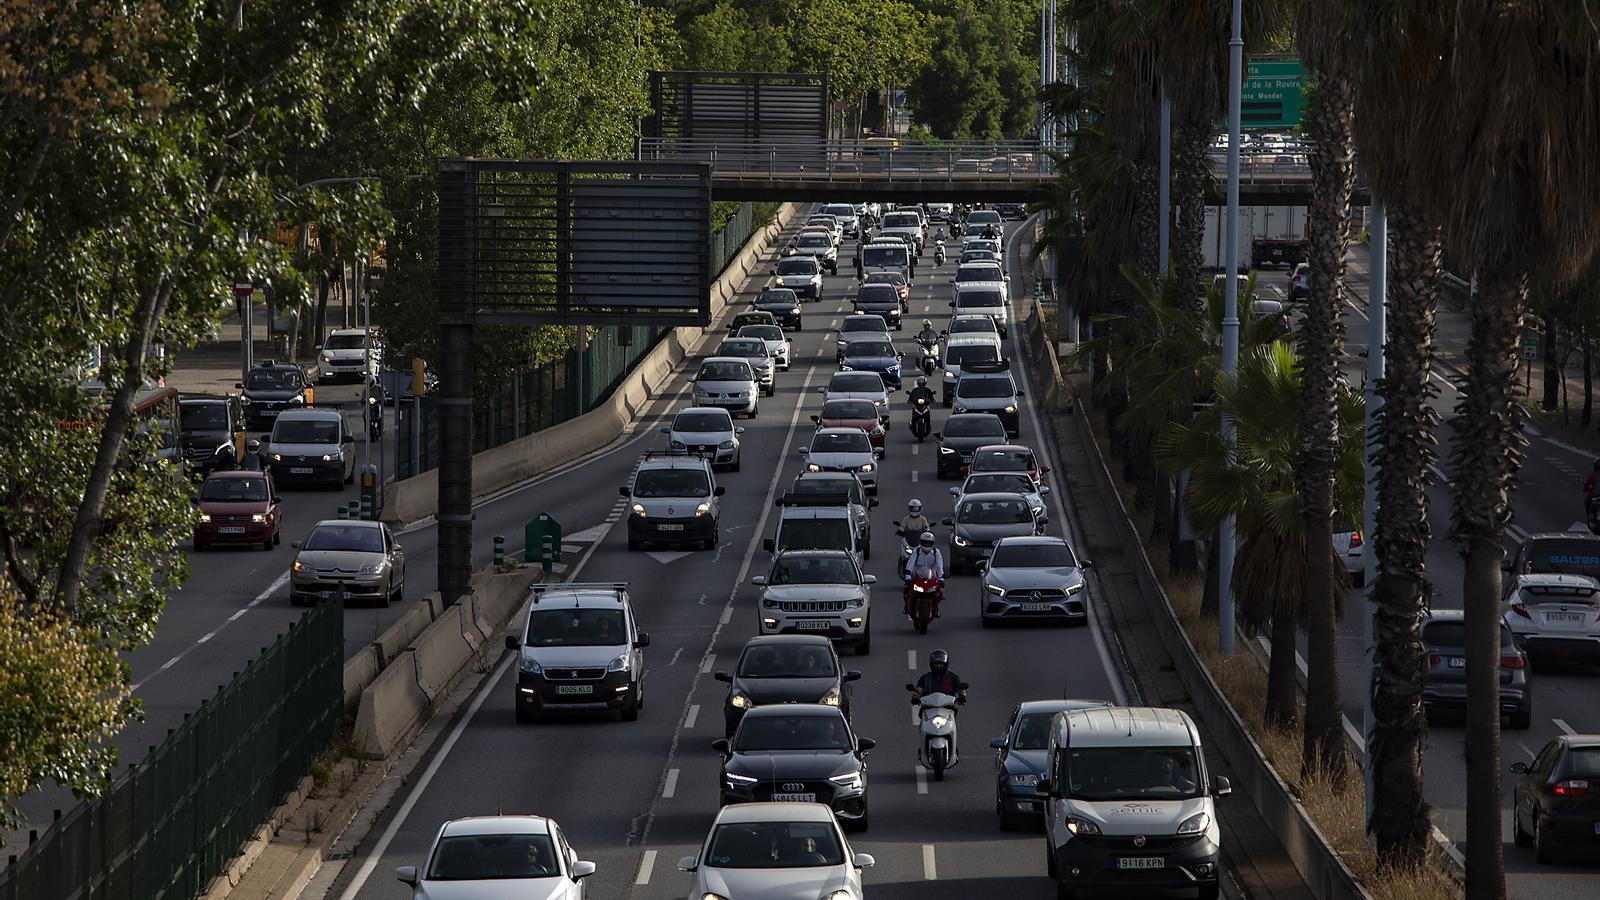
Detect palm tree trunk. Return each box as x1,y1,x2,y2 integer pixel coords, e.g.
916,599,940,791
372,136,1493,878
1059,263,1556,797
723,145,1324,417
1201,533,1220,617
1171,124,1210,324
1296,70,1355,784
1451,267,1527,900
1368,202,1440,865
1265,612,1299,727
1134,158,1160,279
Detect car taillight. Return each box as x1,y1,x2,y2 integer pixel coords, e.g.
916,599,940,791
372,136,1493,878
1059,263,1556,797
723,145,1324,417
1553,779,1590,796
1348,531,1363,549
1512,603,1532,619
1500,654,1525,669
1428,654,1441,666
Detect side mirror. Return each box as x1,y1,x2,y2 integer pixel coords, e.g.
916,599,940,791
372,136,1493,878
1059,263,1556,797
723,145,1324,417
932,432,942,441
343,434,355,444
1041,465,1051,474
618,485,630,497
1040,485,1052,495
752,575,768,585
816,386,827,393
190,496,201,505
735,426,745,434
868,497,879,508
714,486,726,496
505,634,520,650
290,541,302,549
711,739,731,755
863,574,878,585
570,861,596,879
1500,560,1513,572
844,670,862,682
948,487,959,496
635,632,651,648
798,448,809,456
1081,559,1095,569
811,415,820,424
975,559,987,571
1213,775,1233,797
1015,390,1026,398
853,853,876,870
948,302,956,308
990,737,1007,749
659,427,670,434
1510,761,1530,774
905,682,916,691
395,865,418,886
677,856,698,873
857,737,876,752
235,382,244,389
763,538,775,553
941,517,954,526
714,671,732,682
874,448,885,459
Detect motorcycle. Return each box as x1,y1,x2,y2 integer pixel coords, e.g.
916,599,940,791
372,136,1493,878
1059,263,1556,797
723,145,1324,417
906,687,962,780
905,565,943,634
366,394,383,440
933,240,946,267
908,392,933,441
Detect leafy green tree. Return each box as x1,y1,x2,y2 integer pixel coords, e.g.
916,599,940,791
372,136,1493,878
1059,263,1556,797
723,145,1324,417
910,0,1036,139
680,1,794,73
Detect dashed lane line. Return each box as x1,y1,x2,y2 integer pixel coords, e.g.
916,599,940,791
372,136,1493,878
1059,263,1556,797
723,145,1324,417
915,766,928,796
662,768,679,799
1555,718,1576,736
922,843,938,880
132,572,286,692
685,705,699,730
635,850,657,885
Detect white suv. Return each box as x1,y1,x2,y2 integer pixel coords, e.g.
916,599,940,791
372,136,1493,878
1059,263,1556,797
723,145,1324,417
506,583,649,723
1040,706,1229,900
752,549,876,654
1503,572,1600,666
316,328,381,383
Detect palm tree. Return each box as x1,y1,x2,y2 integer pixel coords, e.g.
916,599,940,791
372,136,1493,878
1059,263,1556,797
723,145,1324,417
1158,342,1364,724
1292,0,1358,783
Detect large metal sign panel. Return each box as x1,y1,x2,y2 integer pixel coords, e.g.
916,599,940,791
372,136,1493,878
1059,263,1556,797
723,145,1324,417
644,71,828,145
1241,57,1304,130
437,159,711,326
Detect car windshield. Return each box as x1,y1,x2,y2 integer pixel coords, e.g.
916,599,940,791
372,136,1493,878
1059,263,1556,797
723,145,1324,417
633,469,710,498
962,251,998,263
967,211,1001,226
831,374,884,393
958,498,1033,524
324,333,366,350
425,833,560,881
862,246,908,267
741,326,783,341
865,272,905,286
883,212,919,228
812,432,870,453
957,377,1015,399
732,314,771,329
704,822,845,870
991,542,1077,568
1422,620,1514,648
956,267,1002,284
735,714,853,751
841,318,886,333
847,341,895,358
777,519,851,551
777,257,818,275
823,400,877,420
965,474,1036,495
1525,539,1600,580
821,205,854,218
757,290,797,305
303,524,383,553
674,412,730,433
1012,713,1056,751
950,318,997,334
959,290,1004,307
698,362,751,381
792,477,860,502
200,477,269,503
944,416,1005,438
181,403,229,430
797,235,831,249
768,555,858,585
1066,747,1202,802
856,286,898,304
718,340,766,357
946,344,1000,368
272,419,339,444
244,368,301,391
523,607,627,647
973,450,1034,471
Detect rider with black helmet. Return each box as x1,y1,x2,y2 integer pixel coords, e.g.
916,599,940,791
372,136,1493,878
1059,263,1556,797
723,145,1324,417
912,649,968,703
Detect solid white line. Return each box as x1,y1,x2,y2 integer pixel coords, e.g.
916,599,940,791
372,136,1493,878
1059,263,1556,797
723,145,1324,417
915,766,928,795
1554,718,1576,736
662,768,679,799
685,705,700,730
922,843,937,879
635,849,657,885
700,654,716,674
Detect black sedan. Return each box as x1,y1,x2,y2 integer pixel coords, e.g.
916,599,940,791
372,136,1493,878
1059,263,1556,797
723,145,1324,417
941,492,1047,574
1512,733,1600,863
934,413,1008,480
714,635,860,738
991,699,1112,830
237,362,309,430
752,287,804,330
712,705,874,831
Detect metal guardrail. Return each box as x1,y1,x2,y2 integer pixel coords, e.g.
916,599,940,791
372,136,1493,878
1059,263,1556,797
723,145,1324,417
638,138,1057,182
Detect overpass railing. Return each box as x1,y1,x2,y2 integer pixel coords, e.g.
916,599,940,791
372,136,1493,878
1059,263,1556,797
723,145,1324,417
637,138,1058,181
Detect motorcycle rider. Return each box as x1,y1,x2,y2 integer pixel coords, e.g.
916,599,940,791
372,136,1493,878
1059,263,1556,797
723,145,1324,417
908,374,937,408
899,500,931,549
914,319,939,348
236,438,265,472
982,223,998,240
903,530,947,617
911,649,968,704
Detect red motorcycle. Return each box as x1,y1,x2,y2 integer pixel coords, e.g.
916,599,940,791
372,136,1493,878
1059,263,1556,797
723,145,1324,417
904,566,944,634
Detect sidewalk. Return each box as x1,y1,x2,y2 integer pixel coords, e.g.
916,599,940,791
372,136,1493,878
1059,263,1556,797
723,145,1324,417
167,289,353,395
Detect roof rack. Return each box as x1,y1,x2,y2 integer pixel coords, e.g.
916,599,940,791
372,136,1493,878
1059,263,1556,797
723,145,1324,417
530,582,628,604
641,449,708,461
959,360,1012,374
776,491,851,507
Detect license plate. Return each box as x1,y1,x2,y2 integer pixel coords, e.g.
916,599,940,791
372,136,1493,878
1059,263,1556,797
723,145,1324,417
658,524,684,532
1448,657,1466,668
795,621,831,631
261,409,278,417
556,685,593,695
1116,857,1164,870
1545,612,1585,623
318,590,332,599
290,467,313,474
1021,602,1052,611
218,527,245,535
771,793,817,802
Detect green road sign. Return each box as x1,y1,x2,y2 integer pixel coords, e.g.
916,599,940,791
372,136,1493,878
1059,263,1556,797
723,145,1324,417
1241,58,1304,130
1522,333,1542,361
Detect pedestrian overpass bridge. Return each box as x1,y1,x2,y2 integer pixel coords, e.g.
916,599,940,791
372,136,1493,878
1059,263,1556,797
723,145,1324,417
638,138,1363,206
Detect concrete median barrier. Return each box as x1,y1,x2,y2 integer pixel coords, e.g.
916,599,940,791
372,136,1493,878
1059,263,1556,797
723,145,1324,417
351,650,430,759
411,602,477,701
375,604,433,665
342,645,381,710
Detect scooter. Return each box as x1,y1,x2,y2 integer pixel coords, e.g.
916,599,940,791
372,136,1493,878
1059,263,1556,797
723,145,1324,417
915,333,939,377
933,240,946,267
909,393,933,442
905,565,943,634
907,687,962,781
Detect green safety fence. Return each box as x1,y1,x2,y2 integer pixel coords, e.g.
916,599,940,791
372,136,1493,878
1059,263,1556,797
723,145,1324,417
0,600,344,900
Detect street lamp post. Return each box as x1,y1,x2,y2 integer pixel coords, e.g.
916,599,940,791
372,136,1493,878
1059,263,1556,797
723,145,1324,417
1217,0,1244,657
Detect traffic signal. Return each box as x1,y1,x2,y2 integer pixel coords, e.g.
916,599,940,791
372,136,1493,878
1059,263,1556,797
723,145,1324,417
411,358,427,397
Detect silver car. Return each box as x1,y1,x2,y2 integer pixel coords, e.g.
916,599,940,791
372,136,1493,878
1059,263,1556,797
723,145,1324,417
694,357,759,419
816,371,891,429
950,472,1049,522
979,535,1091,626
772,255,824,298
661,407,744,470
834,314,891,364
716,337,776,396
738,324,792,370
679,803,874,900
290,519,405,607
800,428,880,493
397,815,595,899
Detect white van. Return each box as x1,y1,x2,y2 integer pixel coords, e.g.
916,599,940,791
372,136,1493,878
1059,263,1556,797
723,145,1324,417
860,240,912,281
1039,706,1229,900
951,280,1011,333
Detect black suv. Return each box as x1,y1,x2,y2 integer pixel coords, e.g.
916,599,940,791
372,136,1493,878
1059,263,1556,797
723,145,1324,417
935,413,1008,479
714,635,860,737
178,395,243,475
237,361,309,430
712,704,874,831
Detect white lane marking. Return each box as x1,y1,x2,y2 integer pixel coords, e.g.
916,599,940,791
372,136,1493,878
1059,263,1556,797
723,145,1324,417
1555,718,1576,736
133,573,286,692
720,604,733,625
700,654,716,674
227,609,248,622
685,705,700,730
635,850,657,885
908,649,918,670
912,443,919,455
159,658,178,671
662,768,679,799
336,651,515,900
922,843,937,879
911,706,921,727
915,766,928,795
910,470,919,482
1518,740,1536,759
196,631,215,644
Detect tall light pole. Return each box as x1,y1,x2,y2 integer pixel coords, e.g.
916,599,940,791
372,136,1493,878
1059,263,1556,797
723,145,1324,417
1158,90,1171,279
1217,0,1244,657
1362,200,1387,830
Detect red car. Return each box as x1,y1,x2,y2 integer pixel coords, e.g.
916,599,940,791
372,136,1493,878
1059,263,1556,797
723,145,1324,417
967,444,1049,486
864,271,911,311
811,398,886,450
193,469,283,552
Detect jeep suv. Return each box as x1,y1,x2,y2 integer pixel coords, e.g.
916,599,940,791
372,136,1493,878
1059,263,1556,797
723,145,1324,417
621,451,725,551
505,582,650,722
751,549,875,655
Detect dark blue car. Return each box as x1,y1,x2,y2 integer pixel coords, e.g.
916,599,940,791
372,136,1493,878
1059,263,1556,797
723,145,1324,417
991,698,1113,830
839,338,904,389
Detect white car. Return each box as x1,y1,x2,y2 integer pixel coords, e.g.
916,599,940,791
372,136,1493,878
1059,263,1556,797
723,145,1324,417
316,328,381,383
879,210,925,254
952,280,1011,333
1503,572,1600,666
800,427,881,493
738,324,792,370
397,815,595,899
694,357,759,419
817,371,891,428
662,407,744,471
1333,518,1365,587
819,203,859,236
947,314,1002,342
805,214,843,245
772,255,824,298
950,471,1049,521
678,802,874,900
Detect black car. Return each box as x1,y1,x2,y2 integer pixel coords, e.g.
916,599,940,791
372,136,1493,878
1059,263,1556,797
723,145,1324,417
712,704,874,831
935,413,1008,479
852,283,902,330
1511,733,1600,862
941,492,1045,573
178,395,243,475
714,635,860,737
991,699,1112,830
752,287,804,330
993,202,1025,219
237,361,309,430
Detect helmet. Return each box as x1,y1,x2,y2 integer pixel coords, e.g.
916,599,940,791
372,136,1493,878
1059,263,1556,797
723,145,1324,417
917,376,928,387
245,439,261,452
922,319,933,330
929,649,949,674
908,499,922,514
919,531,936,548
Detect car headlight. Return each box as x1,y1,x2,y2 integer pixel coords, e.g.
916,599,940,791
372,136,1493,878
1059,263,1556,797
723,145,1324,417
289,395,304,406
943,370,956,381
859,463,874,472
519,656,542,675
1007,773,1039,787
837,340,847,348
1031,505,1045,517
695,502,711,517
723,773,757,787
730,692,753,709
1066,815,1101,835
251,513,267,523
1067,582,1085,595
792,307,802,314
930,715,949,728
807,464,822,472
844,596,864,608
670,440,686,450
985,583,1004,596
197,512,212,523
719,440,735,449
1177,812,1211,835
888,364,901,373
631,503,646,517
606,652,630,673
827,771,861,789
953,406,969,414
702,893,733,900
841,364,854,371
820,688,842,706
272,453,284,462
762,597,779,608
953,535,970,547
240,395,253,405
319,352,332,363
358,563,384,576
1004,404,1017,414
939,446,955,455
321,453,335,461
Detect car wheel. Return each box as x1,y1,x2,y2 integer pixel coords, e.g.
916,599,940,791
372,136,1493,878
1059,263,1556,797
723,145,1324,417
1534,812,1557,864
1513,806,1533,847
261,534,274,552
981,615,995,629
1054,875,1076,900
628,537,641,551
620,691,640,722
862,540,871,561
732,454,741,472
1045,844,1058,878
344,465,355,485
998,797,1021,831
1196,886,1219,900
273,530,281,546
